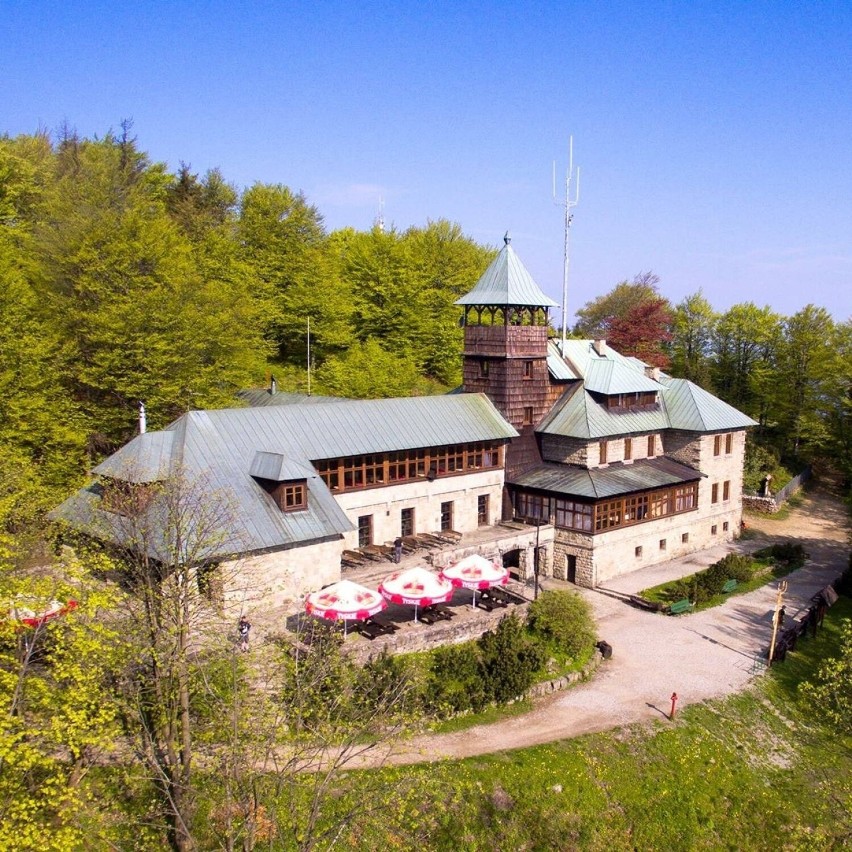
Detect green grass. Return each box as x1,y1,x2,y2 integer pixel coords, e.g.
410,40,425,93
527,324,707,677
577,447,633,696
745,488,806,522
286,598,852,851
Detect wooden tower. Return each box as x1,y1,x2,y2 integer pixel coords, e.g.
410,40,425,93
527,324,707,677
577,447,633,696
456,234,557,478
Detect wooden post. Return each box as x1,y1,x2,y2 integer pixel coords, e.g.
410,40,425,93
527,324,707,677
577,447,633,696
767,580,788,666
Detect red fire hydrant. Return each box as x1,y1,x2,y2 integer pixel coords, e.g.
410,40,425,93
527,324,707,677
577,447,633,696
670,692,678,720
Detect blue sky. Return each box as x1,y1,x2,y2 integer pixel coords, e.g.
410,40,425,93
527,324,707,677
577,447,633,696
3,1,851,323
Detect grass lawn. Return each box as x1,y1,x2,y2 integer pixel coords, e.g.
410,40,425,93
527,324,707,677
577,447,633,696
301,598,852,850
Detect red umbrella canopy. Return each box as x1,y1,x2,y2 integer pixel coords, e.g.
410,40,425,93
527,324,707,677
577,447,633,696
305,580,386,622
379,567,454,607
8,598,78,629
440,554,508,590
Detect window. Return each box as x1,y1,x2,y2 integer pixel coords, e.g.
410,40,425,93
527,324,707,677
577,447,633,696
553,499,594,532
401,507,415,537
624,437,632,461
523,360,533,379
723,480,731,501
682,533,689,544
479,359,490,377
725,433,733,454
280,483,307,511
714,435,722,456
358,515,373,548
523,406,534,425
599,440,608,464
659,539,667,551
440,501,454,532
711,524,718,535
635,546,643,558
477,494,489,526
711,483,719,504
723,521,729,532
647,435,655,457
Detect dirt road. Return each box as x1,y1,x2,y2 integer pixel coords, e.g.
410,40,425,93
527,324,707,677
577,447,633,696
357,480,849,767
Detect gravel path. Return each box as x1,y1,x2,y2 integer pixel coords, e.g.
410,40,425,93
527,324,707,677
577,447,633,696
355,479,849,767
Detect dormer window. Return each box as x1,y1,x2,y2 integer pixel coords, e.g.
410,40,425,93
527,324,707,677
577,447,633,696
249,451,310,513
277,482,307,512
605,392,658,410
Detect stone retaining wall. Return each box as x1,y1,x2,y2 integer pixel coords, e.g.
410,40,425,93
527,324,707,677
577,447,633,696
525,648,605,698
743,495,778,513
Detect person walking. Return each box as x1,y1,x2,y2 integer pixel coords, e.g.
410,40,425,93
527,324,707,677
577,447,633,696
238,615,251,652
393,537,403,564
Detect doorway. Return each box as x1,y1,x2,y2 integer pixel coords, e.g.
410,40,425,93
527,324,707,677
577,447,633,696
566,554,577,584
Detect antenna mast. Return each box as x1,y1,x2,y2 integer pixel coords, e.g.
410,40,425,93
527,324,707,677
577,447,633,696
306,317,312,396
553,137,580,350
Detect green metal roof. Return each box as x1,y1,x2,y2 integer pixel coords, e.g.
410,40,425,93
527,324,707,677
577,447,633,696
53,393,517,559
539,386,669,439
660,377,758,431
511,457,704,500
583,359,662,395
455,235,558,308
547,340,579,380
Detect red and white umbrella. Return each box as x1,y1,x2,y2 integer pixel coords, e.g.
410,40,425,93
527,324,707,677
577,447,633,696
305,580,386,634
440,554,508,607
379,566,454,622
9,598,78,629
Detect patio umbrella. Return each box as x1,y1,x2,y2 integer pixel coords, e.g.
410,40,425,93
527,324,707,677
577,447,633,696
440,553,508,608
8,598,78,629
304,579,386,635
378,566,454,622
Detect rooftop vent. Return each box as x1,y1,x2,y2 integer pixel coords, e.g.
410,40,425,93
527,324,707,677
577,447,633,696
593,339,607,356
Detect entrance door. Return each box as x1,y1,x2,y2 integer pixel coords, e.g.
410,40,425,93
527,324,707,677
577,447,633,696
566,554,577,584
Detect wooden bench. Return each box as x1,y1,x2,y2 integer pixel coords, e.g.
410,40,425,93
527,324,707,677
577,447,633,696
668,599,695,615
722,579,738,594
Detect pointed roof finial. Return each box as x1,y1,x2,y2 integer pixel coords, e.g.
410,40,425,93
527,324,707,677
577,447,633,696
504,230,511,245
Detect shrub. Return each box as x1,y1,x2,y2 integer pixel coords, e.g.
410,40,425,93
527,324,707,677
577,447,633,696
527,590,596,660
755,542,806,566
713,553,756,583
478,612,546,704
425,643,487,715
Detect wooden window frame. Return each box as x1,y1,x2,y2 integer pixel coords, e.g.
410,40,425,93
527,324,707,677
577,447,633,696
314,442,504,494
477,494,489,526
599,440,608,464
624,437,632,461
711,483,719,504
523,360,533,379
274,481,307,512
713,435,722,456
479,359,490,377
522,406,534,425
400,507,415,537
725,433,733,454
357,515,373,548
723,480,731,501
647,435,655,457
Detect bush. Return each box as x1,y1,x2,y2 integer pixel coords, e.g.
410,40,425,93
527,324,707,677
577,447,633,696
478,612,546,704
425,643,487,715
527,590,596,660
755,542,807,566
713,553,756,583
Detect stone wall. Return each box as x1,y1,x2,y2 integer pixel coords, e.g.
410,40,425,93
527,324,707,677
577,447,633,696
743,495,778,513
336,469,505,549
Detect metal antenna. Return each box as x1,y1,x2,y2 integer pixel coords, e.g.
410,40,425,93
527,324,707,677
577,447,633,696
306,317,312,396
375,196,385,232
553,137,580,350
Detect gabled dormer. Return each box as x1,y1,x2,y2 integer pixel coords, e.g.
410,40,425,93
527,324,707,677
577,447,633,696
249,451,309,512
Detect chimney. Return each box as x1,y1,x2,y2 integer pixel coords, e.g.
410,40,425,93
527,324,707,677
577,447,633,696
593,339,607,356
269,374,277,395
138,402,147,434
644,365,661,381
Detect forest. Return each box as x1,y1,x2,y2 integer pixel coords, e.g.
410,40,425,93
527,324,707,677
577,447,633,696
1,125,850,849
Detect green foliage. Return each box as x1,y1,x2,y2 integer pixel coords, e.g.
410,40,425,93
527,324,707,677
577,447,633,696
799,618,852,735
527,590,597,660
753,542,807,566
479,612,546,704
425,642,488,715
